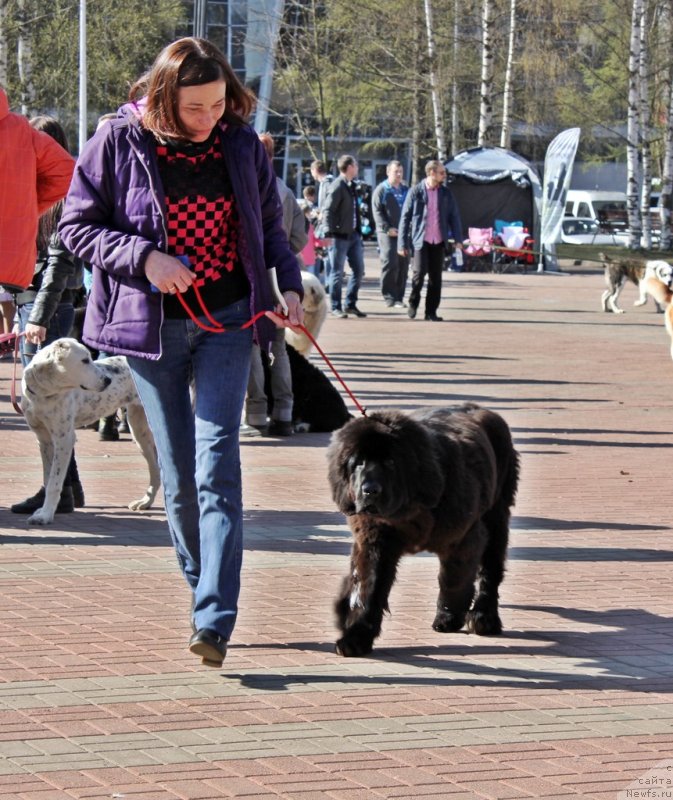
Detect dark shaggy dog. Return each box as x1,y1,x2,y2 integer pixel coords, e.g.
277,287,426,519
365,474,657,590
326,403,520,656
263,344,352,433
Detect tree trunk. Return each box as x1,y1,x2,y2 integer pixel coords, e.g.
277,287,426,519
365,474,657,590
411,4,425,184
423,0,447,159
500,0,517,149
450,0,460,155
17,0,34,115
626,0,644,249
638,0,652,250
0,0,8,89
659,1,673,250
478,0,494,146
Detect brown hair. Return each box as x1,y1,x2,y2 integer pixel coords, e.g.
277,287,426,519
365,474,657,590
337,154,357,173
130,37,255,140
425,159,444,176
30,116,69,252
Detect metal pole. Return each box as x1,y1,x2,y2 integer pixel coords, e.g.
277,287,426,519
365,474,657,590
194,0,207,39
254,0,285,132
78,0,87,154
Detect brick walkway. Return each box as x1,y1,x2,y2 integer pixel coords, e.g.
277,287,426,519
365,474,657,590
1,248,672,799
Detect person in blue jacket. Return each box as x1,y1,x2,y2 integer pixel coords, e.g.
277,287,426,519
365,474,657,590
59,37,304,668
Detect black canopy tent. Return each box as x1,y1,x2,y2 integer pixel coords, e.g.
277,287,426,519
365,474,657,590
444,146,542,245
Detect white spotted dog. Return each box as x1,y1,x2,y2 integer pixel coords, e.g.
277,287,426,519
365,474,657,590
600,252,673,313
20,338,160,525
285,270,328,355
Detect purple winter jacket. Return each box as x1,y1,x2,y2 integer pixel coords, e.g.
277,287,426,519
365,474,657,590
59,104,303,359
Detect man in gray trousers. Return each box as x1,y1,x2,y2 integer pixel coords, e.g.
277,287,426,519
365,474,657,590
372,160,409,308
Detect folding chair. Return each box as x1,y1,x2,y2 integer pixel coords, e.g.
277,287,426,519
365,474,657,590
463,227,494,272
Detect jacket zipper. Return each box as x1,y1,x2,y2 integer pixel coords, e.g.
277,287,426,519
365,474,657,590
125,123,167,355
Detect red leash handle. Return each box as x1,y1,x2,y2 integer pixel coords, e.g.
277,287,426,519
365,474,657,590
1,332,25,415
176,282,368,418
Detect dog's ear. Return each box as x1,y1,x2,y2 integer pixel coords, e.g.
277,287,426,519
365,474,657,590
23,346,62,394
326,432,357,514
50,339,72,362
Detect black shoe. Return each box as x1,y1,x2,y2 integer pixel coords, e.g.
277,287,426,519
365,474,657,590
10,485,74,514
267,419,294,437
345,305,367,318
99,415,120,442
424,313,443,321
407,306,417,319
71,480,85,508
189,629,227,667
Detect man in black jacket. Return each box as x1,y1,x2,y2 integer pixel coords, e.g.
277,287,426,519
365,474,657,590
398,160,463,322
322,154,367,318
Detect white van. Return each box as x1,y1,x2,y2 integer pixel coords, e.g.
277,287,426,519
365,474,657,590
565,190,627,228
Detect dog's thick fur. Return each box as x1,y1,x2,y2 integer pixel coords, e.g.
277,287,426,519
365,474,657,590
21,338,160,525
285,271,328,355
326,403,519,657
262,344,352,432
599,252,673,313
287,345,352,432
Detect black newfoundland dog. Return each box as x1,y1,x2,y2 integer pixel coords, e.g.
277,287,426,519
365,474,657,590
326,403,520,657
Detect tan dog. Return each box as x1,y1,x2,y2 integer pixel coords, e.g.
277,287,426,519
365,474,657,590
599,252,673,313
642,276,673,360
285,270,328,355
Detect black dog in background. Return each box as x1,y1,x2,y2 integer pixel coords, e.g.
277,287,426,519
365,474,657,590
263,344,352,433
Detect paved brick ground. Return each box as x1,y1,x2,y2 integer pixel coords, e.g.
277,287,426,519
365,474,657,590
1,247,672,799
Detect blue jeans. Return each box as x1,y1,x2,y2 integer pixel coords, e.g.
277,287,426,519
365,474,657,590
18,301,75,367
127,298,253,641
329,233,365,311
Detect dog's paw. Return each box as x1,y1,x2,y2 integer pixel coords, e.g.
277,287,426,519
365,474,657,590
432,610,466,633
128,494,153,511
634,299,646,306
27,508,54,526
335,634,373,657
465,609,503,636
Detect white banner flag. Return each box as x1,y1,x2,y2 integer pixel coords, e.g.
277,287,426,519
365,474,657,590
539,128,581,271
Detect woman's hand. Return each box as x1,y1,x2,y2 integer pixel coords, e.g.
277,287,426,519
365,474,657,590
25,323,47,345
266,291,304,329
144,251,195,294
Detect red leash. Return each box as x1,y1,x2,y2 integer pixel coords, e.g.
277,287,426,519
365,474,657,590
1,332,24,415
4,287,368,421
176,283,368,417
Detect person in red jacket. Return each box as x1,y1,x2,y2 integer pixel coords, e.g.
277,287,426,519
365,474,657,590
0,87,74,291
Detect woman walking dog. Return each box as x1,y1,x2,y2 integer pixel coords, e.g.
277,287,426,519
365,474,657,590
59,37,304,667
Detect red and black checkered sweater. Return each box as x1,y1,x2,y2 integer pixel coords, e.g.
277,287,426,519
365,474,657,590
156,128,250,319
